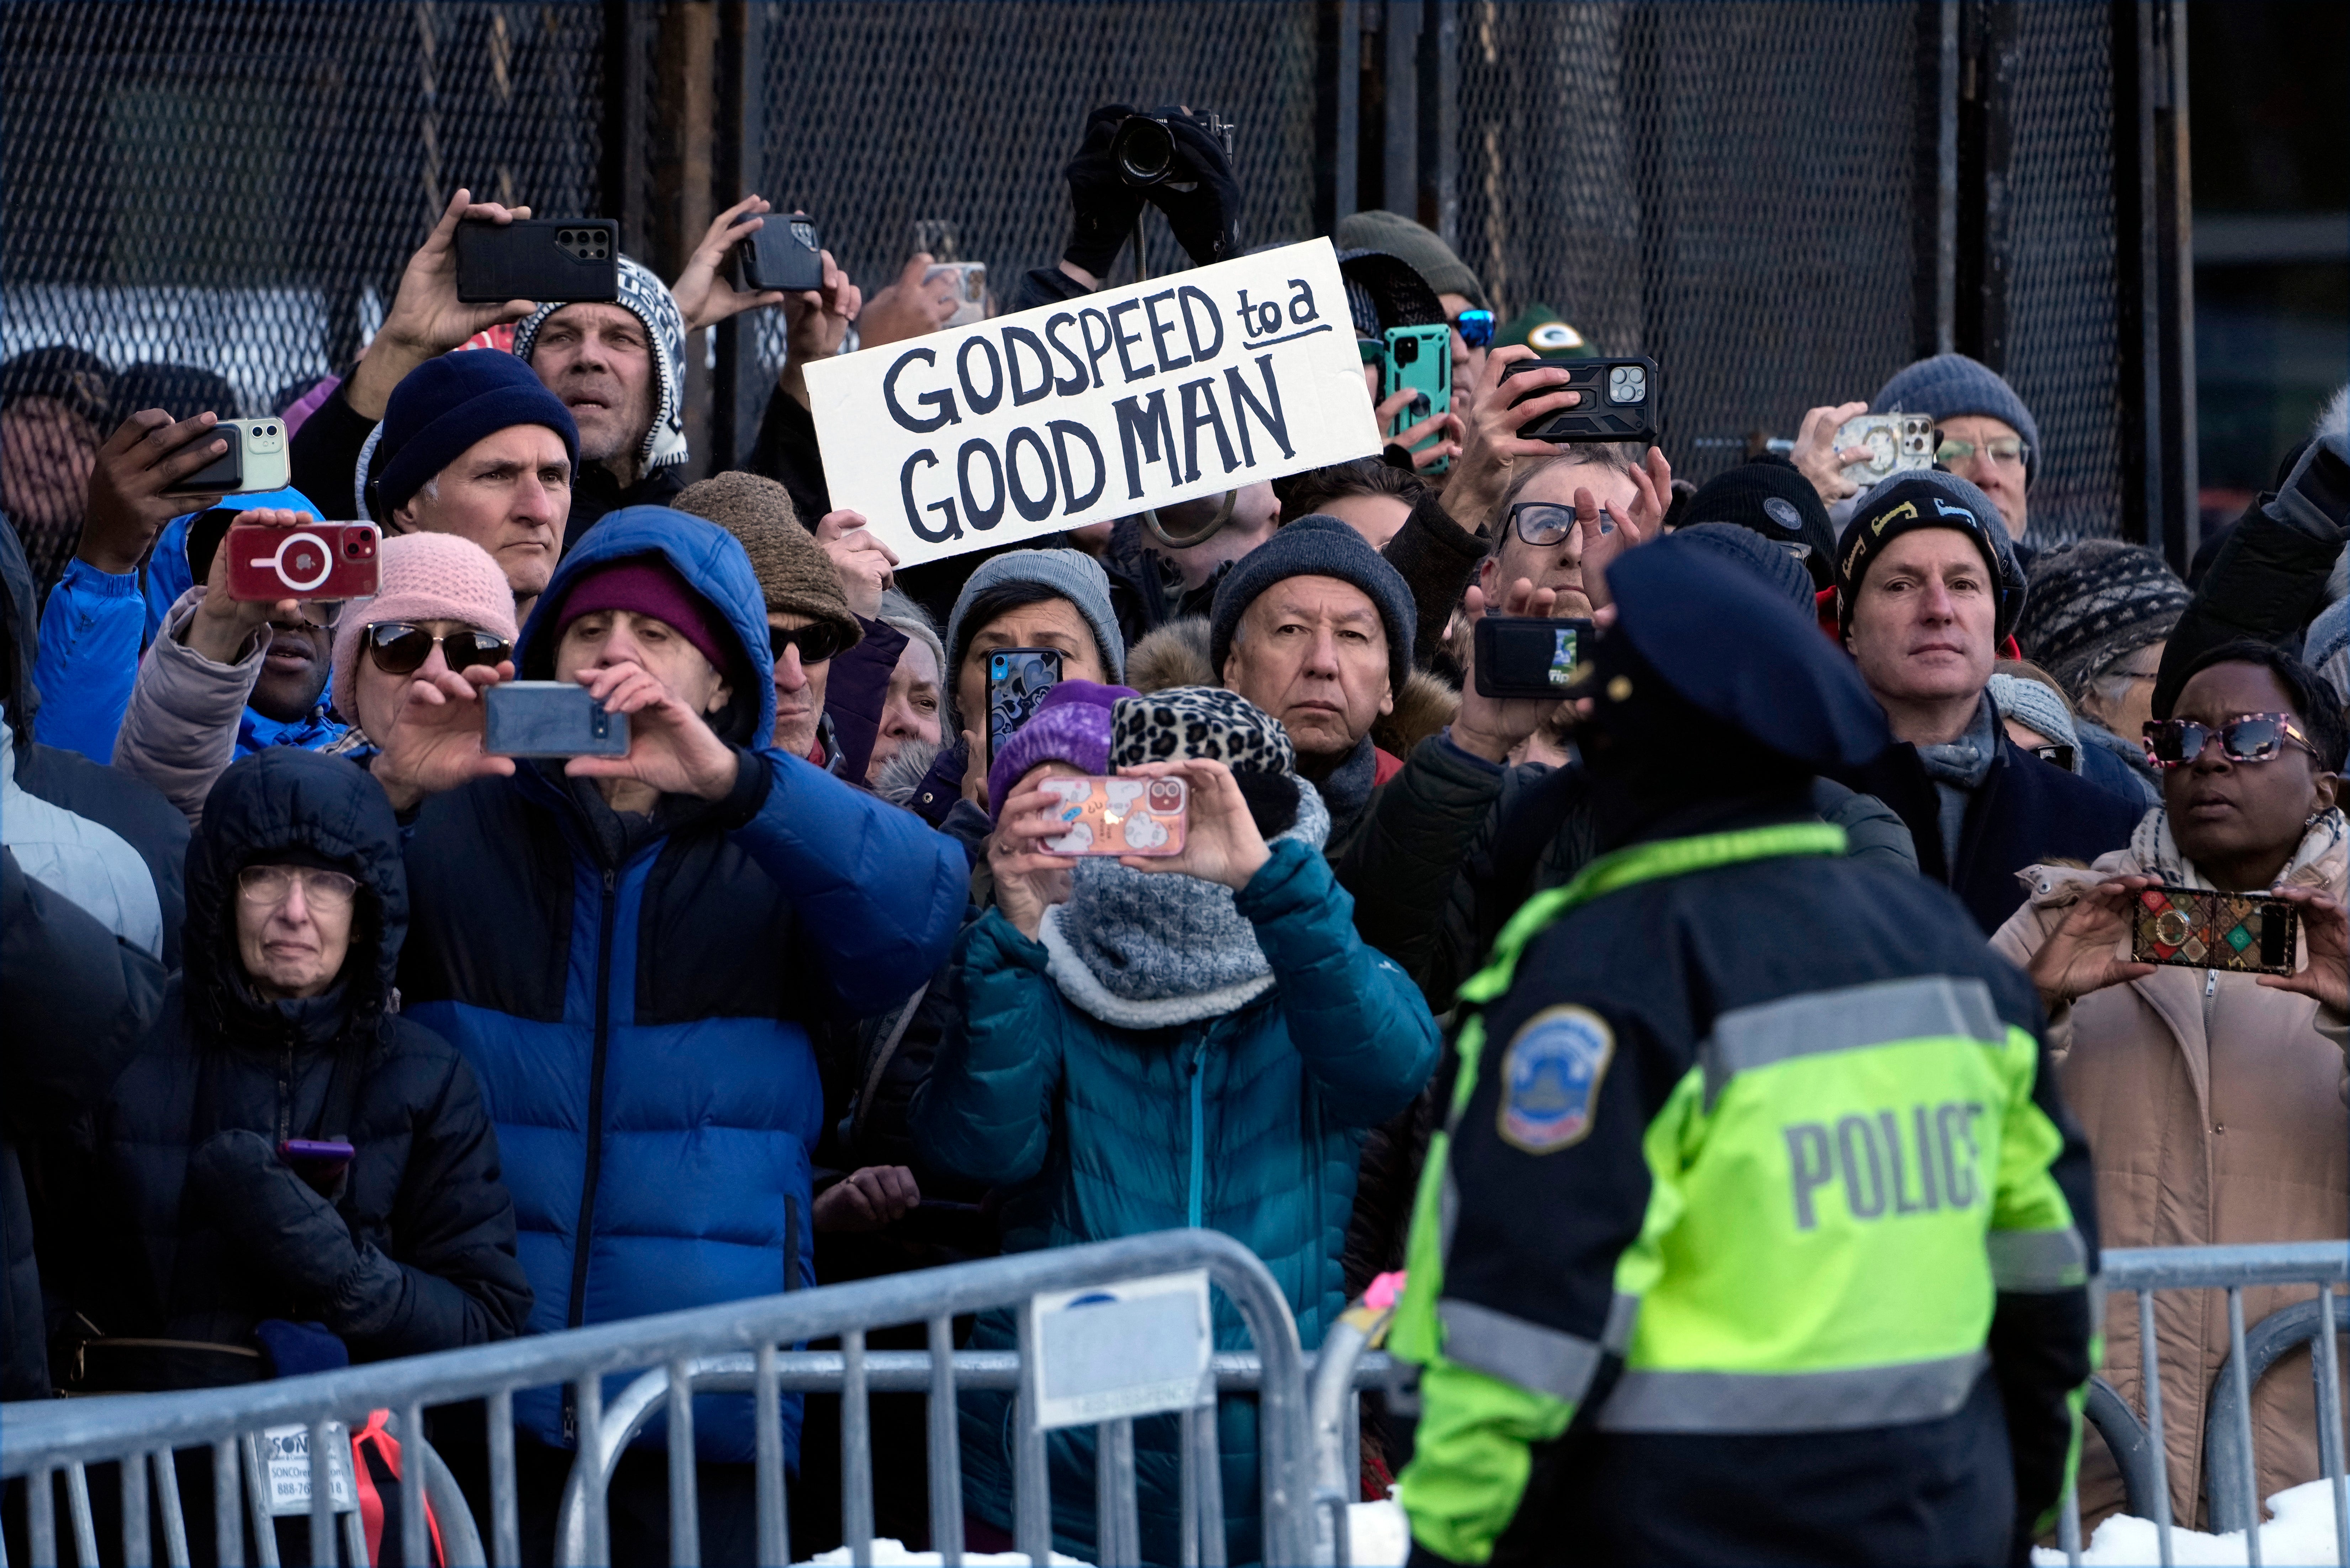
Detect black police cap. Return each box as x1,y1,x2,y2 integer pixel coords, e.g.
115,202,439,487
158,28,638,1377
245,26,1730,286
1604,533,1891,773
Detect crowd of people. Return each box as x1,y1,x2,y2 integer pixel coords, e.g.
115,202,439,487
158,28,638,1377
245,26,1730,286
3,101,2346,1568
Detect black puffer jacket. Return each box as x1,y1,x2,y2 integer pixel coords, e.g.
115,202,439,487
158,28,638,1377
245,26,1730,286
62,749,530,1371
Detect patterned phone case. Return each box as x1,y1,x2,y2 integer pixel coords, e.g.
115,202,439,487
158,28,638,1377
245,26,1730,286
1037,776,1188,857
2129,885,2299,976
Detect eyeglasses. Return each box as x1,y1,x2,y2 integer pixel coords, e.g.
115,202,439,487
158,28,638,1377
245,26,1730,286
1451,309,1495,349
770,621,845,666
1934,432,2030,469
2142,713,2318,769
237,865,359,911
366,623,512,677
2027,742,2077,772
1508,500,1615,548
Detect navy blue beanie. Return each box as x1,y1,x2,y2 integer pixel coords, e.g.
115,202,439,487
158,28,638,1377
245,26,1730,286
1872,353,2040,486
1208,514,1417,695
370,351,579,521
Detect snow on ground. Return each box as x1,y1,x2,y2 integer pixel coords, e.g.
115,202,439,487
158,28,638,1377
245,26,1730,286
2032,1479,2347,1566
1347,1498,1412,1566
787,1505,1411,1568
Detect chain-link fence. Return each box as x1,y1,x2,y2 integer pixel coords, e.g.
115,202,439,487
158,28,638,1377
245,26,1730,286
4,0,2150,593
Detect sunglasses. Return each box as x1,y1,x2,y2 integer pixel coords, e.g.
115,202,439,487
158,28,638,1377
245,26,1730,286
1451,308,1495,349
366,623,512,677
2142,713,2318,769
1934,432,2030,468
1508,500,1615,548
770,621,845,666
237,864,359,911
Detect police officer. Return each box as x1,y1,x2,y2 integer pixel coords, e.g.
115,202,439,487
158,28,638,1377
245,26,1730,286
1390,535,2099,1566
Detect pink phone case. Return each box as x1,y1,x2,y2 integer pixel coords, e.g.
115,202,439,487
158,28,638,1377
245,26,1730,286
1038,776,1188,856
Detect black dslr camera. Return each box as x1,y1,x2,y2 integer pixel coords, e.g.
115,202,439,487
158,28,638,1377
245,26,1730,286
1111,109,1237,187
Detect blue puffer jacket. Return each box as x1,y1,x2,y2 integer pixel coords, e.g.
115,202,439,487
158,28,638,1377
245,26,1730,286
913,840,1440,1564
398,507,966,1465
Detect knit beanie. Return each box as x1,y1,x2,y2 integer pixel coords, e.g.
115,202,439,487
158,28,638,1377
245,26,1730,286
1332,211,1486,309
2014,539,2191,702
511,255,690,471
1208,514,1417,695
1672,522,1816,616
1987,672,2082,769
986,679,1135,823
1835,470,2026,643
329,532,519,724
944,549,1128,689
671,471,861,653
1111,685,1299,775
553,556,733,680
371,350,578,522
1872,353,2041,486
1680,454,1839,590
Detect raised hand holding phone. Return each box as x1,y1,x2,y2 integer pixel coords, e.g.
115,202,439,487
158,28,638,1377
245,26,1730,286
561,659,740,802
1113,758,1268,890
989,774,1079,939
369,658,517,814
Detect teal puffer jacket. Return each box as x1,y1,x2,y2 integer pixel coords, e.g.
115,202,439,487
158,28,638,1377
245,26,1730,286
913,838,1439,1566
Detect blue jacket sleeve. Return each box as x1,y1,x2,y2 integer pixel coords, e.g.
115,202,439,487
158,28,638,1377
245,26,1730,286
725,747,968,1015
31,559,147,763
1237,837,1442,1129
908,908,1067,1188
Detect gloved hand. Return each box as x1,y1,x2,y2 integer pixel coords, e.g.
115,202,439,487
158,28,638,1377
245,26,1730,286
1144,107,1243,267
1063,104,1148,279
189,1129,401,1334
2266,428,2350,542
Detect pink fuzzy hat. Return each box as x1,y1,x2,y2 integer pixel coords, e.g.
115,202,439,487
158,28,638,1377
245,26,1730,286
329,532,519,724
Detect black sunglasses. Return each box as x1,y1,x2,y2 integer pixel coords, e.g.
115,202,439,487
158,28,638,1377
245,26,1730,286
2143,713,2318,769
365,622,512,676
770,621,845,666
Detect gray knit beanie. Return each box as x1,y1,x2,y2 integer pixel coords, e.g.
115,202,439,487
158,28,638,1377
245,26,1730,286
943,547,1127,690
2016,539,2189,703
1208,514,1417,695
1873,353,2041,486
1987,673,2083,772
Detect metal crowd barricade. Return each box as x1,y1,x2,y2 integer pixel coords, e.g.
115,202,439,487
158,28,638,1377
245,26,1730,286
2058,1240,2350,1568
1,1229,1316,1568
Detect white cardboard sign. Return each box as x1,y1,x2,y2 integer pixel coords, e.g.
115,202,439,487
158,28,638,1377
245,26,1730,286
1026,1269,1214,1430
806,239,1380,567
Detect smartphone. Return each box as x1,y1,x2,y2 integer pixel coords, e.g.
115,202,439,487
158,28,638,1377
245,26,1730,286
1501,355,1660,446
1837,412,1935,488
1382,324,1452,472
926,262,988,328
1037,775,1188,857
454,218,619,303
484,681,630,759
741,212,825,293
280,1139,355,1171
181,417,291,494
1474,615,1594,700
986,648,1062,765
2130,886,2299,977
224,520,381,601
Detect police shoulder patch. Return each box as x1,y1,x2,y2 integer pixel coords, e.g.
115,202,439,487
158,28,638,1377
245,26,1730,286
1498,1005,1614,1154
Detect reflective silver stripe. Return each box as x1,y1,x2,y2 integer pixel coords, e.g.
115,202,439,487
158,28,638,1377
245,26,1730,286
1602,1291,1641,1355
1595,1349,1989,1433
1702,976,2002,1106
1438,1298,1604,1404
1989,1227,2089,1291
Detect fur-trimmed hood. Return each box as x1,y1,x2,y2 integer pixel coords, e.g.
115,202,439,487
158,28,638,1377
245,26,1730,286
1124,615,1458,761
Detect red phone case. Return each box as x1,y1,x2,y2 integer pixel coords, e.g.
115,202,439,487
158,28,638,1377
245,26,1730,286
225,521,382,601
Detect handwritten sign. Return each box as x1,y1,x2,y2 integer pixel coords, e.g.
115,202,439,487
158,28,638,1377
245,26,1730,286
807,239,1379,567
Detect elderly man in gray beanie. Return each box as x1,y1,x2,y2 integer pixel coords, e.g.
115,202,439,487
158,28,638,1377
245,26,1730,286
1205,514,1419,854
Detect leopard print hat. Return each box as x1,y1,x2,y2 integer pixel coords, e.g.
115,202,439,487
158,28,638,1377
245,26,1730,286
1110,686,1297,777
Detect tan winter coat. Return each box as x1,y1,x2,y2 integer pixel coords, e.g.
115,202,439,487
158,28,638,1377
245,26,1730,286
1990,808,2349,1529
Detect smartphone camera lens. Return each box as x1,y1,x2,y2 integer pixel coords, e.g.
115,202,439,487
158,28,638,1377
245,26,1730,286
1393,336,1419,365
1608,365,1646,404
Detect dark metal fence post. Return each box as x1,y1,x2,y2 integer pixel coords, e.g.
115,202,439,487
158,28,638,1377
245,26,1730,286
1916,0,1961,359
1417,0,1457,243
1313,0,1362,235
1953,0,2017,371
2111,0,2197,569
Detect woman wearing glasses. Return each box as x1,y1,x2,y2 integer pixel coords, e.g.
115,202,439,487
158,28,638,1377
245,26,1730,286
1990,641,2348,1531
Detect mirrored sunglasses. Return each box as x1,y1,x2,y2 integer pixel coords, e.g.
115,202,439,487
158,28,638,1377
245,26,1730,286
365,623,512,677
2142,713,2317,769
1451,309,1495,349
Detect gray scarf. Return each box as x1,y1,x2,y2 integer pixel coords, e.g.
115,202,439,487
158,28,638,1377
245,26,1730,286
1037,783,1332,1028
1915,695,1998,870
1314,732,1380,848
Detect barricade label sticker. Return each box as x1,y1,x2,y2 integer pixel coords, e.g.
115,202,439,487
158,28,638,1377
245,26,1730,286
806,239,1380,566
1027,1268,1214,1430
257,1423,355,1517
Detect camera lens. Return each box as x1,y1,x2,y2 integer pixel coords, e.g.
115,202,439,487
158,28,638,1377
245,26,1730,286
264,424,277,436
1393,336,1419,366
1113,116,1175,187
